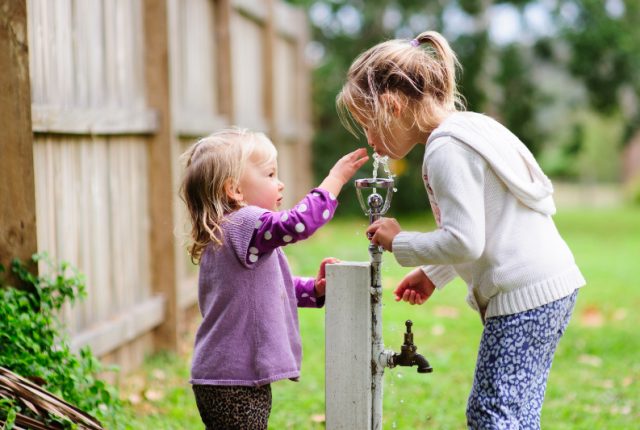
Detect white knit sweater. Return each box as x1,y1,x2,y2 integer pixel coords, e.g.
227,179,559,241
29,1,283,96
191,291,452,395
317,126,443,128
392,112,585,318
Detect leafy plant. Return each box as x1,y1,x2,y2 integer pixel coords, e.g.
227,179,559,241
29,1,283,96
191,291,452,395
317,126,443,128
0,253,124,429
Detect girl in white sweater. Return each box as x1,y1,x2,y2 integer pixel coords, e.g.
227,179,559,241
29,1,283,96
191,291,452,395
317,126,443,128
337,31,585,429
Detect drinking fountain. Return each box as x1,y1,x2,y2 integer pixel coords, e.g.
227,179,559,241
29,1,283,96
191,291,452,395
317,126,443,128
325,159,433,430
354,176,433,428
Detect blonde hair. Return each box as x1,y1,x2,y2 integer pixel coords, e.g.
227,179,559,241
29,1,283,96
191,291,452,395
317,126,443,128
337,31,464,142
179,128,277,263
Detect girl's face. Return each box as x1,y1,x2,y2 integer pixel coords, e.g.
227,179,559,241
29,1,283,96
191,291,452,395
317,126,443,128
355,99,426,159
363,118,421,160
238,154,284,211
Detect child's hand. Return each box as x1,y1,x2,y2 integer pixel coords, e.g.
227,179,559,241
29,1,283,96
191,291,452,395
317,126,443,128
314,257,340,297
393,268,435,305
329,147,369,184
319,148,369,196
366,217,401,251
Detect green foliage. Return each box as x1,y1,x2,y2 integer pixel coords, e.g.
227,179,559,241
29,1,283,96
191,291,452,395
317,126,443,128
540,111,623,182
561,1,638,106
495,44,548,155
0,398,18,429
455,32,490,112
559,0,640,139
0,253,124,429
287,0,637,209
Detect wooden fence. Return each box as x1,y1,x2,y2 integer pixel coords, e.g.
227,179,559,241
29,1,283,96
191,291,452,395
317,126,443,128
0,0,312,373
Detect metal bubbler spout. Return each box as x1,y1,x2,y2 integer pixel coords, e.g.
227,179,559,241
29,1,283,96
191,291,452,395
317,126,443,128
355,178,395,227
354,177,395,273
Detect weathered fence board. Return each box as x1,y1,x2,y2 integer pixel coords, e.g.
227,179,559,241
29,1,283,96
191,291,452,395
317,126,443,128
0,0,38,271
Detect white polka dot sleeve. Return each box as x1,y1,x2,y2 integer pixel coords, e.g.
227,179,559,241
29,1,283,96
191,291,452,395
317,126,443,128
247,188,338,261
294,277,324,308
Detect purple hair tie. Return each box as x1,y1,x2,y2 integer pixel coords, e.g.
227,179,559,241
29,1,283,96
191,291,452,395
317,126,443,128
409,39,420,47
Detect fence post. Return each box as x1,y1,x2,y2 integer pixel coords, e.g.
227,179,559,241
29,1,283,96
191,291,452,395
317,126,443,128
215,0,234,122
143,0,179,351
325,262,373,430
0,0,37,278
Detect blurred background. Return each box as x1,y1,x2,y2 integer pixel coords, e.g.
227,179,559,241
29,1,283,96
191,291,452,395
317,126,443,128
1,0,638,428
288,0,640,214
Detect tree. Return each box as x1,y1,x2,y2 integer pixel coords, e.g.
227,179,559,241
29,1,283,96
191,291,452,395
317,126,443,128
556,0,640,139
286,0,637,211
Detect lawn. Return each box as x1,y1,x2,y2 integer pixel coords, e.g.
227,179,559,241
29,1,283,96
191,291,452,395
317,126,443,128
121,206,640,429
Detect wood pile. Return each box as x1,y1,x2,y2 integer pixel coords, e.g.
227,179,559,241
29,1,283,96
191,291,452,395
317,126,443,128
0,367,103,430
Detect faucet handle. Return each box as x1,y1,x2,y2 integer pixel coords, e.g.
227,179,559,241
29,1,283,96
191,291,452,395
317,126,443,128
405,320,412,333
403,320,414,345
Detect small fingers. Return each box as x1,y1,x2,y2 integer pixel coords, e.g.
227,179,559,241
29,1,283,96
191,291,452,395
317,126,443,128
323,257,340,265
365,223,379,236
344,147,367,163
408,290,417,305
354,156,369,170
319,257,339,277
393,285,405,301
402,289,412,302
351,147,368,157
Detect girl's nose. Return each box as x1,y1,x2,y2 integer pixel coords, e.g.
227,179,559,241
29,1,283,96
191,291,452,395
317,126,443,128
365,132,375,148
278,180,285,190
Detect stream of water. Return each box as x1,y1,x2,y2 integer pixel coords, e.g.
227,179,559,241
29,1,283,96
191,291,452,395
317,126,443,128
371,153,397,193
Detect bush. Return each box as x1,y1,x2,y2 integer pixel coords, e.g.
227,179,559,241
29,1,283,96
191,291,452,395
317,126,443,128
0,254,124,429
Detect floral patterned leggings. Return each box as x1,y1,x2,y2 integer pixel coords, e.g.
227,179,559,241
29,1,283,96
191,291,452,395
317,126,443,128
466,290,579,430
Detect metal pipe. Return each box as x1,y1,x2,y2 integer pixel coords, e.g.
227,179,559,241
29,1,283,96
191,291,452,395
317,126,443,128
370,243,384,430
355,177,396,430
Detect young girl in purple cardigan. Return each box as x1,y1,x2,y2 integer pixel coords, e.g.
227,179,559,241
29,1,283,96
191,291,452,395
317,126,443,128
180,128,368,429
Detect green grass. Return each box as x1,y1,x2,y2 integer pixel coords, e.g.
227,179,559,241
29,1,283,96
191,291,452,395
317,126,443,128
122,207,640,429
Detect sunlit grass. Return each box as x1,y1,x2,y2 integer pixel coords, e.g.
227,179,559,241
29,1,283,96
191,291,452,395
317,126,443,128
123,206,640,429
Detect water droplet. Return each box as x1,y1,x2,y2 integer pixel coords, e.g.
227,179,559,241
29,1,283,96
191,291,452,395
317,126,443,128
400,399,405,404
396,372,403,379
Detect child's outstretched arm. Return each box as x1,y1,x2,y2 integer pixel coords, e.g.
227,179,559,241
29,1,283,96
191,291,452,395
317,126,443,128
245,148,368,260
293,257,339,308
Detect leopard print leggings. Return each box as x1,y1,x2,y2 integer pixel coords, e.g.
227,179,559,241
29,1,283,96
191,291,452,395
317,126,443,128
192,384,272,430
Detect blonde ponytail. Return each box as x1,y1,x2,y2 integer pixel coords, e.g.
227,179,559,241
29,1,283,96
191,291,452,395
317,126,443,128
413,31,460,108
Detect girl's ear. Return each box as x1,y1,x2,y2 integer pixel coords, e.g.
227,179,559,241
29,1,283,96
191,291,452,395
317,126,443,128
380,93,403,117
224,178,243,203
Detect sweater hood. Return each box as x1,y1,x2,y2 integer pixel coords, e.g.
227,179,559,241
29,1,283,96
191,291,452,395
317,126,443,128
427,112,556,216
